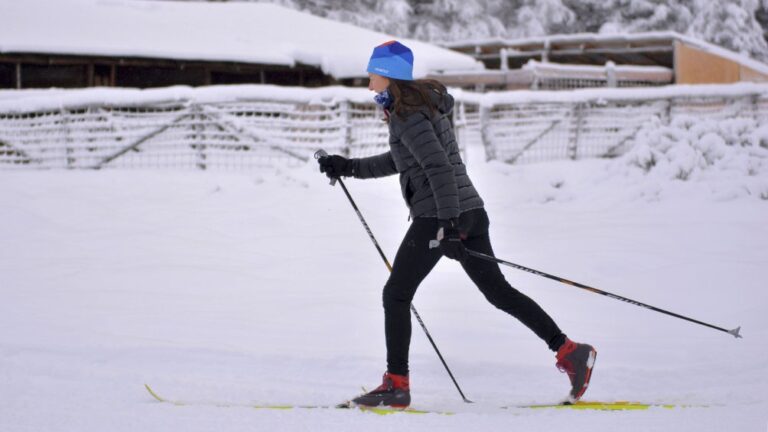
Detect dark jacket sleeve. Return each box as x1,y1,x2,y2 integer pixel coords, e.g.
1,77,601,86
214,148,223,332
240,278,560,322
352,151,398,179
397,113,460,220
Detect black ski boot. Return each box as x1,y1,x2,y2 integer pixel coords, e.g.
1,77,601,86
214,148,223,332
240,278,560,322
351,372,410,409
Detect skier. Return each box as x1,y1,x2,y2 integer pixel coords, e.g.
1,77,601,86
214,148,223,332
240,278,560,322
317,40,596,408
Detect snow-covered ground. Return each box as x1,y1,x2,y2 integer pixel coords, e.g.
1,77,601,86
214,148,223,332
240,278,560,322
1,141,766,431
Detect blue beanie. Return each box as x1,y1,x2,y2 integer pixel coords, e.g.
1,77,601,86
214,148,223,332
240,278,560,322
366,41,414,81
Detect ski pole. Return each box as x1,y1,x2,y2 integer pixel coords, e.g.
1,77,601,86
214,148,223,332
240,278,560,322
428,241,742,339
315,149,473,403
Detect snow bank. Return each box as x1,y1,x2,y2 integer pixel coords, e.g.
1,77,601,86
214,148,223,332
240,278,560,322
619,115,768,201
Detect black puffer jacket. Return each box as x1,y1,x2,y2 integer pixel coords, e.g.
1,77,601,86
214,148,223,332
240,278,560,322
351,90,484,220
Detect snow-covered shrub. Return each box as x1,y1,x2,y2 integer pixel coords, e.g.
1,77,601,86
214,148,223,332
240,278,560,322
621,111,768,199
752,125,768,149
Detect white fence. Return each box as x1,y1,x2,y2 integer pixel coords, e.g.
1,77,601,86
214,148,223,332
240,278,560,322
0,86,477,171
1,84,766,170
481,84,768,164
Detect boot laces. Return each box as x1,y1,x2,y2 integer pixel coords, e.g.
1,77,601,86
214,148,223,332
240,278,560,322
556,359,574,376
373,380,392,392
370,374,394,393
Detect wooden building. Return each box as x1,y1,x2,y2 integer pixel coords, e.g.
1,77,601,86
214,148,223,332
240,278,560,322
0,54,331,89
431,32,768,91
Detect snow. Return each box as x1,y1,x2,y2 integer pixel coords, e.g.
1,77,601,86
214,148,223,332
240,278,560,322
1,136,767,431
0,0,482,79
481,82,768,105
521,59,673,79
0,85,376,114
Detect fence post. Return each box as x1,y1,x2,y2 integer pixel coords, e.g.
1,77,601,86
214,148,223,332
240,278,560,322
606,61,617,87
339,100,352,157
192,105,207,170
568,102,584,160
62,108,74,169
15,63,21,89
479,104,495,161
751,94,760,122
455,100,467,161
663,98,673,125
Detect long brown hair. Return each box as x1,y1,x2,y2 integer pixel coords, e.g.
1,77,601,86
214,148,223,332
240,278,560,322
387,79,446,119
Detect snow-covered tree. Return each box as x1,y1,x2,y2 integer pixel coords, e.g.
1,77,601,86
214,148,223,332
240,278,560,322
610,0,695,33
409,0,506,42
507,0,578,38
689,0,768,62
325,0,413,38
755,0,768,42
561,0,622,33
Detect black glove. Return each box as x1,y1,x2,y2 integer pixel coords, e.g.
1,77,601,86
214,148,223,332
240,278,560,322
436,218,467,263
318,155,354,179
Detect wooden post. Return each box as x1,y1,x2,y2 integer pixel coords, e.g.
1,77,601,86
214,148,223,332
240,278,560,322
499,48,509,71
455,101,466,162
663,98,673,125
339,100,352,156
606,61,617,87
568,103,584,160
752,94,760,123
62,109,75,169
87,63,95,87
193,106,207,170
479,105,495,161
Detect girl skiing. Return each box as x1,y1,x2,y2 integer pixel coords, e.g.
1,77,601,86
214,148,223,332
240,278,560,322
317,40,596,408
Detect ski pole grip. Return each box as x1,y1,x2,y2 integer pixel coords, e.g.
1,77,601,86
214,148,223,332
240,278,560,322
313,149,337,186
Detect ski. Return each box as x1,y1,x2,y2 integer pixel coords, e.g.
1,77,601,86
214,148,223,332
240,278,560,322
145,384,449,415
506,401,706,411
145,384,704,414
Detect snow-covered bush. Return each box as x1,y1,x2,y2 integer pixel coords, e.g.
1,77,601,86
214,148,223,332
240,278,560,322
622,113,768,199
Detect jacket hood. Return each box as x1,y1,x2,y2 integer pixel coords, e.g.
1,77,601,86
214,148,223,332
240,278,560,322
429,88,454,116
389,86,454,121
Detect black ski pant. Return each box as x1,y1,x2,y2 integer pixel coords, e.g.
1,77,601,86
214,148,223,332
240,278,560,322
383,208,566,376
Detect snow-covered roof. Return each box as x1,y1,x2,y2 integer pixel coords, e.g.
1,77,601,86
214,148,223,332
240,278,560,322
442,31,690,49
442,31,768,77
521,59,672,77
0,0,483,79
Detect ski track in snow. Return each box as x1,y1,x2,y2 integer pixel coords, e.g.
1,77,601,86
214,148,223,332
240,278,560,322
1,144,767,431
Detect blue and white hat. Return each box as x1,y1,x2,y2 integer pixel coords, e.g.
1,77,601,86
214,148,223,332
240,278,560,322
366,41,414,81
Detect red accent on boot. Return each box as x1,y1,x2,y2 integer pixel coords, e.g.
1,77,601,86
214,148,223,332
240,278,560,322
374,372,409,392
555,338,578,371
